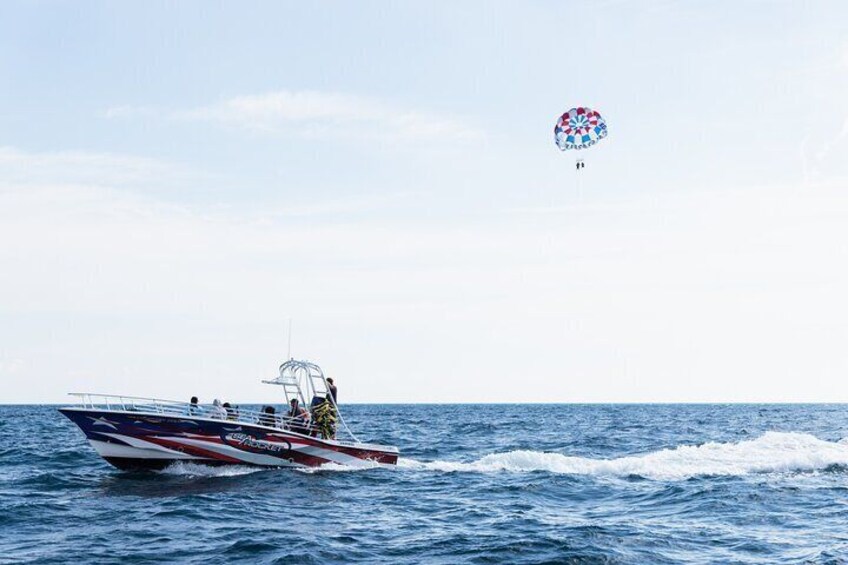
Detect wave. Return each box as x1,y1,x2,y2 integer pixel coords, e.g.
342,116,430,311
398,432,848,481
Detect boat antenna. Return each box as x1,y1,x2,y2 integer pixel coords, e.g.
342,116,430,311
287,318,293,360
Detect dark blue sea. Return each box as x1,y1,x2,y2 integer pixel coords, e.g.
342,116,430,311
2,404,848,564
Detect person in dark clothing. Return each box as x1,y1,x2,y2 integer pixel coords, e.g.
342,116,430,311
258,405,277,427
189,396,200,416
222,402,237,421
326,378,338,404
308,395,324,436
287,399,310,435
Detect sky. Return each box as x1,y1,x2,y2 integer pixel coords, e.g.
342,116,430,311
2,1,848,404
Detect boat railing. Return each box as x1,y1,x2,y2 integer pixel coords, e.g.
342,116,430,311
66,393,357,442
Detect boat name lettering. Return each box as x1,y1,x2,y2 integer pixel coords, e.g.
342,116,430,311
225,433,288,453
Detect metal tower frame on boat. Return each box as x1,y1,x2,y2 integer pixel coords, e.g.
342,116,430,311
262,358,358,442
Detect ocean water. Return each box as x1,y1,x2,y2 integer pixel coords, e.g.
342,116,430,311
2,404,848,564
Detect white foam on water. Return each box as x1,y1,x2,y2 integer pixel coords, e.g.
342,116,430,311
160,460,383,477
296,460,384,474
399,432,848,481
296,463,353,474
159,462,266,478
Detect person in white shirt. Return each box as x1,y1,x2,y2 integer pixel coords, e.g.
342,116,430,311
210,398,228,420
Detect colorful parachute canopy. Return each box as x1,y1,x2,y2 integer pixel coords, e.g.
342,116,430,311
554,107,608,151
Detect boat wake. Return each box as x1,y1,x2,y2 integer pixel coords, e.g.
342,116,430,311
159,460,383,477
399,432,848,481
159,462,267,478
296,461,383,474
153,432,848,481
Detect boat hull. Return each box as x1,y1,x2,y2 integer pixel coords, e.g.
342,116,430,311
59,408,399,471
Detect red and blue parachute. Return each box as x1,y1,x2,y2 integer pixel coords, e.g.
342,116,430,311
554,107,608,151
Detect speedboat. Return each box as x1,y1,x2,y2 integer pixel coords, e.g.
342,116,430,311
59,359,399,470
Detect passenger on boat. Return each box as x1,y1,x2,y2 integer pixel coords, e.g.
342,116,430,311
223,402,237,421
326,378,338,403
210,398,228,420
188,396,200,416
287,399,310,435
258,406,278,427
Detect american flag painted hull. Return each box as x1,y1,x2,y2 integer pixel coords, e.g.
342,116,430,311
59,408,399,471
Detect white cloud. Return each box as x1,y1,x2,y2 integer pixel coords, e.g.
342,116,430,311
102,105,159,119
0,356,25,376
792,42,848,184
815,116,848,161
0,146,201,189
109,90,485,143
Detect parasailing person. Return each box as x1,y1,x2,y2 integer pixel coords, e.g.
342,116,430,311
554,106,608,171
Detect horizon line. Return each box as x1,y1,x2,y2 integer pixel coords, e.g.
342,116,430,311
5,401,848,406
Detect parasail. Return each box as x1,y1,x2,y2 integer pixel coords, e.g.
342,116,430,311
554,107,608,151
